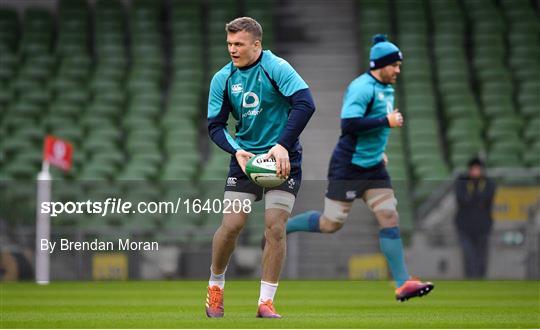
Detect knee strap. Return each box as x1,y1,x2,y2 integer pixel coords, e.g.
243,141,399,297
265,190,295,213
322,197,351,223
366,192,397,212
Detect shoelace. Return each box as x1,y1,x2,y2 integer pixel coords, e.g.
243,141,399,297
408,276,421,282
261,300,276,313
397,277,419,292
208,287,223,308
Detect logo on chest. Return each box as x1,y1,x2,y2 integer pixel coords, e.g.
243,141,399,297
242,91,260,109
231,83,243,94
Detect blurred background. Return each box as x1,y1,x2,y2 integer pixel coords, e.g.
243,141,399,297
0,0,538,282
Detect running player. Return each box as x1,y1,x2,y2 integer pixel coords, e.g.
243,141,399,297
273,34,433,301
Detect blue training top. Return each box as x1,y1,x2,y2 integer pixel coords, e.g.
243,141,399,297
334,72,394,168
208,50,315,155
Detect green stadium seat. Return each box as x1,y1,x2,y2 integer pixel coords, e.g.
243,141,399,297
487,151,522,167
48,100,80,119
84,138,120,155
523,145,540,167
127,128,160,142
56,88,89,106
0,51,18,79
89,151,124,167
414,162,449,180
50,127,83,145
9,100,43,118
42,116,77,132
387,165,408,180
117,164,158,181
486,126,521,143
86,127,122,143
168,153,200,167
125,138,159,153
12,125,45,144
3,161,39,179
0,83,13,106
524,118,540,142
84,105,121,122
488,116,522,132
490,145,525,164
57,56,91,81
451,152,477,169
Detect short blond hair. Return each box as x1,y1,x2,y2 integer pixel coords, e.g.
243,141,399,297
225,17,263,41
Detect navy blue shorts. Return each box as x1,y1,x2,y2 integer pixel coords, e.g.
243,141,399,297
326,159,392,202
224,151,302,201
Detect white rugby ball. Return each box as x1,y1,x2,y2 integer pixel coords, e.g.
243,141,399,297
245,154,287,188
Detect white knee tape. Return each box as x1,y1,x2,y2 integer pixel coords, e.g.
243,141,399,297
224,191,256,204
322,197,351,223
265,190,295,213
366,193,397,212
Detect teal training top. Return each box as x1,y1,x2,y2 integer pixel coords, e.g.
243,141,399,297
207,50,312,154
336,72,394,168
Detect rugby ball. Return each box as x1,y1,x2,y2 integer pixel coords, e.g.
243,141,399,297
245,154,287,188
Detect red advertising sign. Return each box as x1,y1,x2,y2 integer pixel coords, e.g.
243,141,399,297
43,135,73,171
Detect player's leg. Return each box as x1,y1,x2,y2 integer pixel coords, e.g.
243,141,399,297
286,199,350,234
206,191,255,318
257,190,295,318
211,192,255,275
286,178,356,234
319,197,353,232
256,150,304,318
206,156,261,318
286,210,323,233
261,197,350,250
365,188,409,285
364,188,434,301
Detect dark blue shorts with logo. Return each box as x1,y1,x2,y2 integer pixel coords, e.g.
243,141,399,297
224,151,302,201
326,158,392,202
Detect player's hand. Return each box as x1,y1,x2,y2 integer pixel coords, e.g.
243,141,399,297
235,150,255,174
383,153,388,166
265,144,290,179
387,109,404,128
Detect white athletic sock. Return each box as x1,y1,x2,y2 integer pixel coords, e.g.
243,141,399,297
209,266,226,289
258,280,278,305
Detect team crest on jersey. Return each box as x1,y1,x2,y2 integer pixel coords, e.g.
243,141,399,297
231,83,243,94
287,178,296,189
378,92,385,100
242,91,260,108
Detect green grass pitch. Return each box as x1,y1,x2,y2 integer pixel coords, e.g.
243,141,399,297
1,280,539,328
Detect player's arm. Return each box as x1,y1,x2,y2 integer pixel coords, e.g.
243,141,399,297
269,59,315,151
267,88,315,178
207,74,241,155
266,59,315,178
277,88,316,151
207,74,254,172
341,116,389,133
340,85,402,134
342,110,403,134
